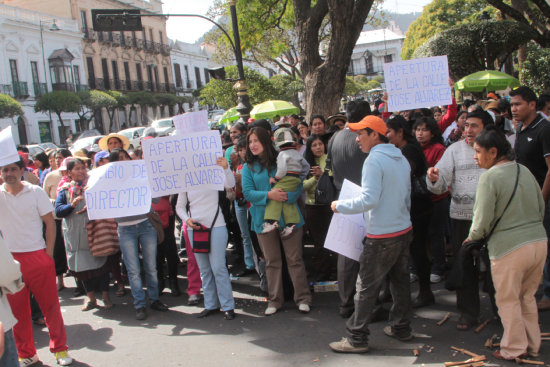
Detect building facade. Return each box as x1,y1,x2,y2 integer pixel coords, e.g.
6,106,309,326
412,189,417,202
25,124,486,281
349,26,405,77
0,4,84,145
3,0,175,131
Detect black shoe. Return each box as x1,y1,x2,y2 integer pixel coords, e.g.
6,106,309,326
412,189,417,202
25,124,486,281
412,293,435,309
235,268,255,277
169,279,181,297
197,309,220,318
150,300,168,312
135,307,147,320
224,310,235,320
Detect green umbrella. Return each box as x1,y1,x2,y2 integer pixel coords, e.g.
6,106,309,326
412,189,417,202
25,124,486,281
218,107,240,124
250,100,300,120
455,70,520,93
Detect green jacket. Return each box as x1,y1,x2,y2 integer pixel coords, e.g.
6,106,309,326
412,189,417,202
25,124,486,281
469,162,547,260
303,154,330,205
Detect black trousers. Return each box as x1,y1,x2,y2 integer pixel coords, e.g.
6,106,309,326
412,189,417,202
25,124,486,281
157,215,179,280
410,210,432,296
305,204,336,280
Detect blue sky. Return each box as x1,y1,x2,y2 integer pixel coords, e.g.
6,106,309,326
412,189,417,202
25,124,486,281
163,0,431,43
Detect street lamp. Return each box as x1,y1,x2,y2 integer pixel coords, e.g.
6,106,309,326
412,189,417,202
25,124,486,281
92,2,253,123
39,19,60,143
480,11,491,70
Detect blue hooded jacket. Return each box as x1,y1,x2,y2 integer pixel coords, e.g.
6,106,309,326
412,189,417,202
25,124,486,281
336,143,411,237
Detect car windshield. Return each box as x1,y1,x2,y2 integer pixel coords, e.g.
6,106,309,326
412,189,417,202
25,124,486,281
154,120,172,128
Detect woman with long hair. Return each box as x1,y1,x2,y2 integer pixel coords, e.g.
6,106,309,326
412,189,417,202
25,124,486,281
242,127,311,316
387,116,434,307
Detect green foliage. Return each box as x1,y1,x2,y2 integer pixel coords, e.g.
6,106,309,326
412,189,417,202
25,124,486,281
0,94,23,118
107,90,128,108
127,91,156,107
365,79,382,91
402,0,496,60
199,66,277,109
520,43,550,95
34,91,80,115
344,76,361,96
373,75,385,84
154,93,180,107
414,20,536,80
84,90,117,110
270,74,304,101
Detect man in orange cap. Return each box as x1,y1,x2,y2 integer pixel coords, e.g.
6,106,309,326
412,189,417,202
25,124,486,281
328,115,413,353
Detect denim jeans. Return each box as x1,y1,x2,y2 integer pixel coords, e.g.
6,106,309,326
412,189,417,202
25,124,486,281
118,219,159,309
189,226,235,311
0,329,18,367
235,203,255,270
346,231,413,346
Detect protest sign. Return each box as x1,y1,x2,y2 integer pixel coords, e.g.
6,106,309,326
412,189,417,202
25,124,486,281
142,130,224,197
0,126,20,166
85,160,151,220
324,179,366,262
383,55,451,112
173,110,209,135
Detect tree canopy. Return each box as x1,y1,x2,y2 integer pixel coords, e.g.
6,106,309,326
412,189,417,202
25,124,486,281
414,20,536,79
0,94,23,118
487,0,550,47
402,0,496,60
206,0,376,120
35,91,81,142
199,65,276,109
520,42,550,95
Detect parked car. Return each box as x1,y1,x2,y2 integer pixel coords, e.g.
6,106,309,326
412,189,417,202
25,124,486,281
26,144,45,157
150,118,174,136
70,135,103,153
39,142,59,151
118,127,146,149
74,129,102,142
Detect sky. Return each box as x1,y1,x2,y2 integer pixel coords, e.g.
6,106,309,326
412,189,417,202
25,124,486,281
163,0,432,44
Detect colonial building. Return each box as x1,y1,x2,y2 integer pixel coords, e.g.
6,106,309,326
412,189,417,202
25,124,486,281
349,24,405,78
170,40,212,112
2,0,175,130
0,4,84,145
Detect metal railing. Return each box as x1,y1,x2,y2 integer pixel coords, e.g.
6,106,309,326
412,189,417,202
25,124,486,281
82,27,96,42
33,82,47,96
160,44,171,56
0,84,12,94
75,84,88,92
12,81,29,97
52,83,75,92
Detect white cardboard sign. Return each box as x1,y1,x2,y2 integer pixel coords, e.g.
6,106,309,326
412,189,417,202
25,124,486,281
141,130,224,197
384,55,452,112
0,126,20,166
85,160,152,220
173,110,209,135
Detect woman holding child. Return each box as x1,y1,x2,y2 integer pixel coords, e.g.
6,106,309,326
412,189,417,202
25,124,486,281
242,127,311,316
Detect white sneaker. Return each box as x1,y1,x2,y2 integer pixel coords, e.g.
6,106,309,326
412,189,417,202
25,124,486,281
298,304,310,313
280,225,295,238
264,306,278,316
19,355,39,367
54,350,73,366
409,273,418,283
430,273,442,284
261,222,279,234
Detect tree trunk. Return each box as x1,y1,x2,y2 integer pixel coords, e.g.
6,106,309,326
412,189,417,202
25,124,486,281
511,0,529,65
56,112,66,145
294,0,374,122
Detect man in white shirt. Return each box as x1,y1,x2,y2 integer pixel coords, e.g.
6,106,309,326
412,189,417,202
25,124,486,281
0,159,72,366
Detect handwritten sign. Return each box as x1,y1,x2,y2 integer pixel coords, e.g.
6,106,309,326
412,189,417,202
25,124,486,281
0,126,20,166
384,55,451,112
173,110,209,135
142,130,224,197
85,161,151,220
324,179,366,261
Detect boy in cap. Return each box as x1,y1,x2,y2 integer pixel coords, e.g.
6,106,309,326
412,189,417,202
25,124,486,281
263,127,309,237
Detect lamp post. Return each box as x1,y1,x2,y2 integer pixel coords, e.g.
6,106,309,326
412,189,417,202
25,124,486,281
39,19,60,143
92,2,253,123
480,11,491,70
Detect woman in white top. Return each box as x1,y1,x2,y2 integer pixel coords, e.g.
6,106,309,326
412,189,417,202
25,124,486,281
176,157,236,320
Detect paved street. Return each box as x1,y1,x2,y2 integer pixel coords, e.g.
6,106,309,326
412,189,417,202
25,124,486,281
29,269,550,367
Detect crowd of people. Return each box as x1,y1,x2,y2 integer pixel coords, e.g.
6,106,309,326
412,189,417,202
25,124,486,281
0,83,549,366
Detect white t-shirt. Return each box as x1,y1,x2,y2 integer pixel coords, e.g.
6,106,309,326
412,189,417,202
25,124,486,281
0,182,54,252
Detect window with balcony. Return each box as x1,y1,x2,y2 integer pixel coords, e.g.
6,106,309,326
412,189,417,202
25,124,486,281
195,67,202,88
384,54,393,63
48,49,74,92
101,58,110,90
10,59,28,97
174,63,182,88
31,61,46,96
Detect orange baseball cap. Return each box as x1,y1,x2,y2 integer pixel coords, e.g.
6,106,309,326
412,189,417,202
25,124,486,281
348,115,387,136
